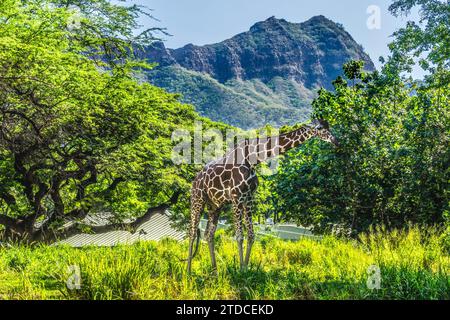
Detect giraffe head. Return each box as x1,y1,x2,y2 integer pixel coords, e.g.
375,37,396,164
310,119,339,147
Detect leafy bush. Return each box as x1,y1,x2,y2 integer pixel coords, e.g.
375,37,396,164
269,60,449,235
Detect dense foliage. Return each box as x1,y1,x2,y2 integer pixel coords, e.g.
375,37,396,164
269,0,449,236
387,0,449,77
150,65,314,129
271,62,448,235
0,0,214,241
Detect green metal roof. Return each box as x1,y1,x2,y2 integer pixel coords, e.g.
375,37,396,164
54,211,319,248
56,212,185,247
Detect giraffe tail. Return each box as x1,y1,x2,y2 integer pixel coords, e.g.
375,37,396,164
191,227,201,259
180,228,201,262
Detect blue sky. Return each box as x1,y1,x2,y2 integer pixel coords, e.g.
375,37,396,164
115,0,423,78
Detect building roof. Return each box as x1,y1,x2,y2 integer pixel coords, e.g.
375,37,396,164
53,209,319,248
55,212,186,247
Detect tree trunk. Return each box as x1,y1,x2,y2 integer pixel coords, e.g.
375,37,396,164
0,190,183,245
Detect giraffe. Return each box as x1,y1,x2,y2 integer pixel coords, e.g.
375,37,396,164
187,119,338,273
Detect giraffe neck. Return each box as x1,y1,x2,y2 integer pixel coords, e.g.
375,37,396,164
276,126,317,155
228,125,317,166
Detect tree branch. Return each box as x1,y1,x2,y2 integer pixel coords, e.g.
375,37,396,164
87,191,182,234
0,191,17,207
1,110,43,139
35,189,183,243
0,214,17,227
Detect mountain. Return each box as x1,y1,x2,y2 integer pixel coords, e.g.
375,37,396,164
143,16,375,129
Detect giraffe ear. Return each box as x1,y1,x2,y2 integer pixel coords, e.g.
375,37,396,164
310,119,321,129
318,119,330,130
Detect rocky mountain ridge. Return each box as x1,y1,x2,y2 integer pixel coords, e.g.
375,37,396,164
144,15,375,129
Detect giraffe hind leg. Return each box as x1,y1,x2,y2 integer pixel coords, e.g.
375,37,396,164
232,201,245,270
187,193,204,274
243,203,255,268
205,209,220,272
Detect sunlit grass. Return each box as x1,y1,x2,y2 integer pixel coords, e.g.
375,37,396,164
0,227,448,300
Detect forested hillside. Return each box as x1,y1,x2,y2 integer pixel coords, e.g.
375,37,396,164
0,0,228,241
145,16,375,129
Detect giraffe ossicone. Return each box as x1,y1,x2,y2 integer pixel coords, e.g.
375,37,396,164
187,119,338,273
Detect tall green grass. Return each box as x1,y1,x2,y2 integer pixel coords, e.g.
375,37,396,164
0,227,448,300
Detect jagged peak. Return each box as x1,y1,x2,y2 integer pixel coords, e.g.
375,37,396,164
249,15,344,34
250,16,290,32
148,41,167,50
302,15,340,27
307,15,331,22
265,16,288,23
145,14,376,129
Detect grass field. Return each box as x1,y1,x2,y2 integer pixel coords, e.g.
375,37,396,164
0,227,448,300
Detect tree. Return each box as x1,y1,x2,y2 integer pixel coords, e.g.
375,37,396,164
385,0,449,85
387,0,449,238
0,0,207,241
270,59,448,236
266,0,449,237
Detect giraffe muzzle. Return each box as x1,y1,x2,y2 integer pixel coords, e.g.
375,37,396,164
331,136,340,147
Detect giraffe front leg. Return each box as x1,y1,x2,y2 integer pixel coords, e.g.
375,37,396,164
233,202,245,270
243,202,255,268
205,210,220,272
187,192,204,274
187,229,197,274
